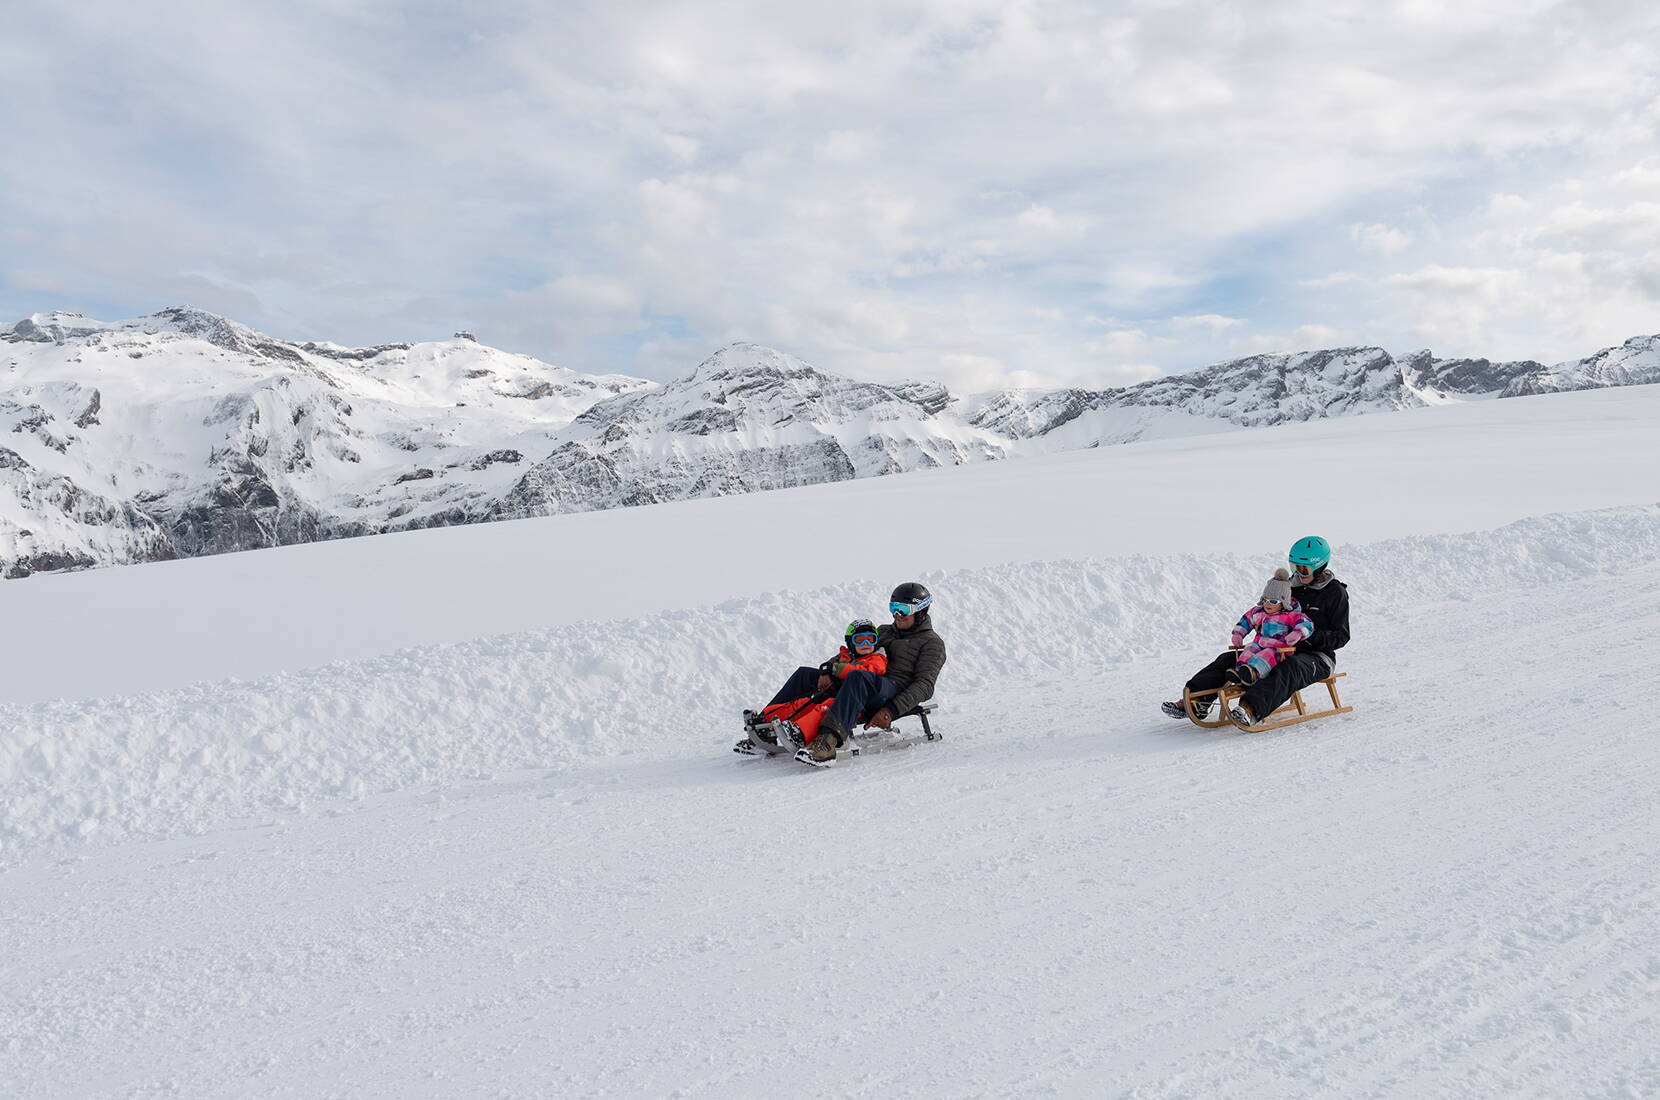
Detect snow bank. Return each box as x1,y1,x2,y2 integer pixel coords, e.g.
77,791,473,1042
3,504,1658,861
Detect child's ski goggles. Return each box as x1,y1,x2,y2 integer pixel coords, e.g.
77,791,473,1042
889,595,931,616
849,632,880,648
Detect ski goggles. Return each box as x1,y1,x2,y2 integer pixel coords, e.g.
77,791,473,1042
889,597,930,616
849,632,880,648
1290,562,1317,578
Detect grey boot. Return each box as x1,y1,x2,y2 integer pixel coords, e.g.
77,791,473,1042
1163,698,1213,720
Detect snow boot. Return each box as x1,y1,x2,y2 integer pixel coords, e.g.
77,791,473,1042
1227,663,1258,686
818,711,852,749
796,732,839,768
1228,704,1262,729
776,720,806,749
733,736,760,755
1163,698,1210,720
743,709,777,738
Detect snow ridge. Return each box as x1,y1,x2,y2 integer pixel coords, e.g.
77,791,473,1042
4,503,1657,862
6,308,1660,577
0,308,653,575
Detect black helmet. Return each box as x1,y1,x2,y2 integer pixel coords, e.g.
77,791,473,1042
888,581,932,616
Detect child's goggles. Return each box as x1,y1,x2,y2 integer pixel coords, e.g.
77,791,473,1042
850,632,880,648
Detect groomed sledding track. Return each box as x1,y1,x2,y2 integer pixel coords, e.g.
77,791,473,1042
4,505,1660,1097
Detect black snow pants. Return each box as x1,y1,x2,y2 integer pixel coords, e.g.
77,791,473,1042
1185,651,1332,722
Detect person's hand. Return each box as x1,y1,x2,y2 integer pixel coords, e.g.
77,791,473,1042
816,674,833,693
865,707,894,730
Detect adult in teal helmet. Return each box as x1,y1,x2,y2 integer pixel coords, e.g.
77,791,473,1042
1288,536,1331,580
1163,535,1351,727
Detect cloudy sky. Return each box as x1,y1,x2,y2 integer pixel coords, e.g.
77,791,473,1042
2,0,1657,389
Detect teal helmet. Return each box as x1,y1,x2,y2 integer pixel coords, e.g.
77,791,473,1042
1288,535,1331,576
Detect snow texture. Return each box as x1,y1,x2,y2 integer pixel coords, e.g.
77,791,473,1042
2,503,1658,860
2,382,1659,1097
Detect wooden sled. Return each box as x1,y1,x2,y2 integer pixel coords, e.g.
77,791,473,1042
1183,648,1353,732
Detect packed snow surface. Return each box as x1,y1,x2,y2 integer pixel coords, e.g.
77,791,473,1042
2,382,1659,1097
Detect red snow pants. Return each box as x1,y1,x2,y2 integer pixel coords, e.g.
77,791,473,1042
761,697,833,743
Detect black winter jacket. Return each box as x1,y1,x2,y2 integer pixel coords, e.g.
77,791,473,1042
1291,572,1350,665
876,613,947,718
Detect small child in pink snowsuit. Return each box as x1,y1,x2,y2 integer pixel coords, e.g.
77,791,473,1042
1228,568,1315,686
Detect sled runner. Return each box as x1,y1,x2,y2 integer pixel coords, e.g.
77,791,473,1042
1183,648,1352,732
847,702,941,757
736,703,942,763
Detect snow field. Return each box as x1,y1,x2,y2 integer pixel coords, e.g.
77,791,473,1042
4,503,1658,862
3,540,1658,1096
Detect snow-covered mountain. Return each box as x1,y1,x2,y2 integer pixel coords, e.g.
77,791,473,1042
0,307,650,575
490,344,1001,520
493,338,1660,520
6,306,1659,576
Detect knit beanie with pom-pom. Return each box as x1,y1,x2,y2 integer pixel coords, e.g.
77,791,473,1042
1261,568,1294,605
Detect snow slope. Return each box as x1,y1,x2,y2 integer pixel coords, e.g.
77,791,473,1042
2,380,1659,1097
2,510,1658,1096
3,502,1658,857
1,381,1656,704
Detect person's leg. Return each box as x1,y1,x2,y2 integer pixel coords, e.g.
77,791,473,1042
1241,647,1274,683
1161,651,1237,718
766,666,823,707
1184,652,1236,696
822,670,901,741
794,702,828,744
1241,653,1328,721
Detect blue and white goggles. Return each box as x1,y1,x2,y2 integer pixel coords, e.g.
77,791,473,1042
889,595,932,616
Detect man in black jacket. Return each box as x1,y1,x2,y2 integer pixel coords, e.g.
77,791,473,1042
1163,536,1351,727
791,581,946,765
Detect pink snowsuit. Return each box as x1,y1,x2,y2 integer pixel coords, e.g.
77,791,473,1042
1231,601,1315,682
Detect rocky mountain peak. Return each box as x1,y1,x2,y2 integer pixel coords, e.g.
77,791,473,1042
5,312,109,344
5,309,1659,578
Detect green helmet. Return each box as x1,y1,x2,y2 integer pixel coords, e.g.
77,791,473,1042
1288,535,1331,575
844,618,879,648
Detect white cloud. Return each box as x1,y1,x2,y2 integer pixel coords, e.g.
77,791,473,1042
1289,323,1350,349
1171,313,1245,332
1351,223,1412,256
817,130,880,164
3,0,1659,384
1299,272,1363,289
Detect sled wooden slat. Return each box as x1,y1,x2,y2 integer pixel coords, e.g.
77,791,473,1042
1182,672,1352,733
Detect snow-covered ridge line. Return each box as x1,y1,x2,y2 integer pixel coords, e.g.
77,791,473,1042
6,306,1660,578
4,504,1657,862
